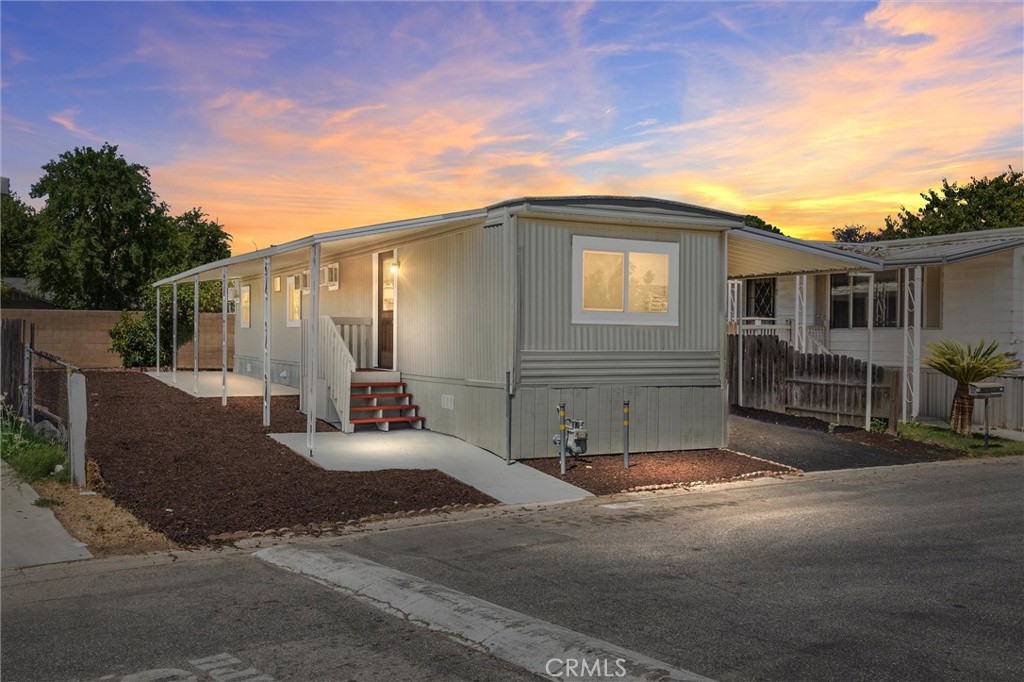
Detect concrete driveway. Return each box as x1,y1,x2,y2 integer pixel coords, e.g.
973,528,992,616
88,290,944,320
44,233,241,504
729,414,918,471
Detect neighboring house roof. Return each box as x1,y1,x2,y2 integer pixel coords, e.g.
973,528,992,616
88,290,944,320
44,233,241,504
819,226,1024,266
1,278,57,309
153,195,881,287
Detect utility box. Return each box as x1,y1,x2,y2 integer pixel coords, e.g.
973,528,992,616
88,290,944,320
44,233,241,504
968,382,1004,398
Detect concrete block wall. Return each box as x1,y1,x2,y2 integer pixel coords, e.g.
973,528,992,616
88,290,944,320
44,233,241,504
0,309,234,369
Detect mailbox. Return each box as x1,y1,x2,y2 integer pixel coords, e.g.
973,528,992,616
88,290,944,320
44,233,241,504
968,382,1004,398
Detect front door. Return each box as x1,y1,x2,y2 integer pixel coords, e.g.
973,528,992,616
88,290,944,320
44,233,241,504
378,251,396,369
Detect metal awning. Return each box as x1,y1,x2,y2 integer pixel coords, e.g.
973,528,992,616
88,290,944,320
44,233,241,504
728,227,882,278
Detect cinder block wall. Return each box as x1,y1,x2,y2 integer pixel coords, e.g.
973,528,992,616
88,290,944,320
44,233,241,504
0,309,234,369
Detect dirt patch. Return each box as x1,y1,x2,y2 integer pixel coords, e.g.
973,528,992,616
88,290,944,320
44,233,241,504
84,371,496,546
524,449,795,496
31,480,178,557
835,431,961,462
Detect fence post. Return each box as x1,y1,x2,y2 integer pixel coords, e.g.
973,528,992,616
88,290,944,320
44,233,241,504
67,371,87,485
20,320,30,419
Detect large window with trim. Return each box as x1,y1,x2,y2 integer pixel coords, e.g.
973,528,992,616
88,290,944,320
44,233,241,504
240,285,251,329
571,236,679,325
286,274,302,328
830,267,942,329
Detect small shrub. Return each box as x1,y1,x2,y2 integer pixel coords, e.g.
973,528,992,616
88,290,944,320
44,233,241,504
108,311,155,368
1,394,70,483
827,422,838,434
33,497,61,508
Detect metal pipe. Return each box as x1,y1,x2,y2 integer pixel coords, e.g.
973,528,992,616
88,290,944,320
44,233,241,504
307,244,321,455
623,400,630,469
263,256,271,427
558,402,567,475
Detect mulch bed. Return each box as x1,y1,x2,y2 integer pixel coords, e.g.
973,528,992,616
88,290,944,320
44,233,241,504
734,405,962,462
523,449,795,496
84,371,495,546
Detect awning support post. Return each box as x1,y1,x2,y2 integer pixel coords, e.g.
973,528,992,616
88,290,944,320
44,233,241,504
865,272,875,432
221,267,228,407
172,283,178,383
193,275,200,396
306,244,321,455
737,280,745,408
155,286,161,374
912,266,922,420
263,256,271,427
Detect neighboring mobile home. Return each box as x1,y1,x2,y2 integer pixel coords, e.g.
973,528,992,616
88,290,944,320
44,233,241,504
732,227,1024,430
154,196,879,459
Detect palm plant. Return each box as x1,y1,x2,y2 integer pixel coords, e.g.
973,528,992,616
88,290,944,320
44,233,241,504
923,340,1020,436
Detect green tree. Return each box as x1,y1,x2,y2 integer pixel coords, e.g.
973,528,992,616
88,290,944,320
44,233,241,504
743,215,784,235
832,224,879,243
879,168,1024,240
0,191,39,277
171,208,232,267
922,340,1020,436
29,143,177,309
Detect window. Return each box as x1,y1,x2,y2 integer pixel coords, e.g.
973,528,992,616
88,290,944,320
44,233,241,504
273,276,281,293
571,236,679,325
286,274,302,327
830,270,931,329
745,278,775,319
240,285,251,329
321,263,339,291
301,270,310,294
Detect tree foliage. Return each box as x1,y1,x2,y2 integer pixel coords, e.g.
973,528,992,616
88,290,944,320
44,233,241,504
1,191,39,277
831,224,879,243
923,339,1020,436
743,214,784,235
26,143,231,310
878,168,1024,240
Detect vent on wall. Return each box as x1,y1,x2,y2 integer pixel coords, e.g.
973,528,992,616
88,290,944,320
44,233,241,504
441,394,455,410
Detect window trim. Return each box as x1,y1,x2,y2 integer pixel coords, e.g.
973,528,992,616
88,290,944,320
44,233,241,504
571,236,679,326
240,284,251,329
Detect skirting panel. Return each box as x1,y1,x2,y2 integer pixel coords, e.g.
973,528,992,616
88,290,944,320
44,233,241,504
234,355,301,388
511,385,727,459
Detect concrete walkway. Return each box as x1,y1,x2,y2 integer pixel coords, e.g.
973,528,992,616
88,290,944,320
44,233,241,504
271,430,593,505
146,370,299,398
1,461,92,570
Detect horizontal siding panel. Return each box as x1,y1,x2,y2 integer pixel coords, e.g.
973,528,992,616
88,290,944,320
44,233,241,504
520,350,720,386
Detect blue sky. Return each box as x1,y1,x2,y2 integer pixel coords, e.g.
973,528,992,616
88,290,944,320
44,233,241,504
3,1,1022,250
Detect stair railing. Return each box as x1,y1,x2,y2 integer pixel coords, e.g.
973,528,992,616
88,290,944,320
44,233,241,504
319,314,356,432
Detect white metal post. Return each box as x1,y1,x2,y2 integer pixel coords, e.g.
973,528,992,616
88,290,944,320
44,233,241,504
306,244,320,454
865,273,875,432
737,280,745,407
912,266,922,419
172,283,178,383
193,275,200,395
902,267,910,424
221,267,228,407
263,256,271,427
155,286,161,374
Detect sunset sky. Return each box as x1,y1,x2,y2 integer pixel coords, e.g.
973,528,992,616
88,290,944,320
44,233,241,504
3,1,1022,252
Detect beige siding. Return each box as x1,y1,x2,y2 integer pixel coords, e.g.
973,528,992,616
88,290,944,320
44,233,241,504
233,252,373,384
519,219,723,354
828,251,1019,365
396,225,509,384
520,350,720,386
511,385,726,459
404,378,507,456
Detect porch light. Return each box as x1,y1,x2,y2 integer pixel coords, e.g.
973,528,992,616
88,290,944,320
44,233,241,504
390,261,400,275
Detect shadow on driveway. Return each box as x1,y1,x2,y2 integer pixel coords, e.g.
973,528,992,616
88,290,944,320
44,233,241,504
728,415,919,472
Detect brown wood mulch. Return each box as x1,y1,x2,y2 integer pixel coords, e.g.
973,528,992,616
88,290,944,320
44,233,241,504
84,371,495,546
524,449,795,496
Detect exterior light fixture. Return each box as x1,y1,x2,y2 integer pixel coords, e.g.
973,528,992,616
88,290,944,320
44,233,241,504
390,261,400,275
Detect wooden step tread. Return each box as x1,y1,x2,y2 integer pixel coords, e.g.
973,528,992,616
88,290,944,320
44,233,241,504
350,416,425,425
351,381,405,389
350,404,420,413
350,392,412,400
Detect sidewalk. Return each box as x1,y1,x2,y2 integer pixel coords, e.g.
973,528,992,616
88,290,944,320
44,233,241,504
1,461,92,570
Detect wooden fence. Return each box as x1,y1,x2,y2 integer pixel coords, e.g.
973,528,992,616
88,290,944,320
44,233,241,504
728,334,899,430
1,319,25,409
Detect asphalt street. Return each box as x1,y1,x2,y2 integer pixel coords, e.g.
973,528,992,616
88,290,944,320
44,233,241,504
2,457,1022,682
